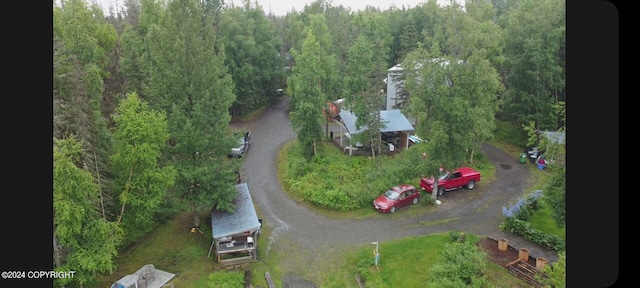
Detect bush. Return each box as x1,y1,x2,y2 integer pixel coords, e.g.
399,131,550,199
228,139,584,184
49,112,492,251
500,190,565,251
500,217,565,251
208,270,244,288
426,240,489,288
502,190,543,220
422,195,435,206
448,230,467,243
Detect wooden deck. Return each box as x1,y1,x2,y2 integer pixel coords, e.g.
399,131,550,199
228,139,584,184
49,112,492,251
487,230,559,263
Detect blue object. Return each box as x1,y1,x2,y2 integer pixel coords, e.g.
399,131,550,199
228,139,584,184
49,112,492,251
537,163,545,170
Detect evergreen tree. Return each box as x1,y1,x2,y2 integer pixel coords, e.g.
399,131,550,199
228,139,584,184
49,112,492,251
54,137,123,287
146,0,238,226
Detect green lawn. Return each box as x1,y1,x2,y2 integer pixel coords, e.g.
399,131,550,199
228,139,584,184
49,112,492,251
529,200,566,241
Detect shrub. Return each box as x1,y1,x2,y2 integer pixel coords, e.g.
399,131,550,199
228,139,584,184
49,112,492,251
500,217,566,251
308,188,358,211
448,230,466,243
426,241,489,288
422,195,435,206
540,251,566,288
354,256,374,282
208,270,244,288
500,190,565,251
502,190,543,220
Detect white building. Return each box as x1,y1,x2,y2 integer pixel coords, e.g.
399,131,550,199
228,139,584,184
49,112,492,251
384,58,464,111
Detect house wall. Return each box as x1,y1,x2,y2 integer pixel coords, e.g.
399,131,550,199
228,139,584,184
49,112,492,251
386,65,404,110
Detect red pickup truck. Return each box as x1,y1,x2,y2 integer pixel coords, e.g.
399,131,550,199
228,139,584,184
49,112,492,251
420,167,481,196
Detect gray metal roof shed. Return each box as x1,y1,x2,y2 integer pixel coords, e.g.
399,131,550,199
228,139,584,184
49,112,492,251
541,131,566,144
210,183,261,239
338,109,415,134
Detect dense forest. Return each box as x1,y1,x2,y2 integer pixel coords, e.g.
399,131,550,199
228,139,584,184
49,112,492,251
52,0,565,286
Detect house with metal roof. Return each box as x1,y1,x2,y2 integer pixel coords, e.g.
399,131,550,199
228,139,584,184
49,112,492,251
336,109,416,155
208,183,261,265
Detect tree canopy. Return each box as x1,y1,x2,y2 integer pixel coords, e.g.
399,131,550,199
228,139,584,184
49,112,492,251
52,0,566,284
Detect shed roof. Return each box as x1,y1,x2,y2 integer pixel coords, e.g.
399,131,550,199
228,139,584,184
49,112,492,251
211,183,261,239
541,131,566,144
339,109,415,134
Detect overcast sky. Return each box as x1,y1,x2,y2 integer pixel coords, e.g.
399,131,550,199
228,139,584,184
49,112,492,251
95,0,462,17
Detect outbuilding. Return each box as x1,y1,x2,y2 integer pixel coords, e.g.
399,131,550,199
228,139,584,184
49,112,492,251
208,183,261,266
337,109,416,155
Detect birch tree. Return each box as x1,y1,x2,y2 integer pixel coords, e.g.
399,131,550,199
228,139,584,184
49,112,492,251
287,30,326,159
110,92,177,244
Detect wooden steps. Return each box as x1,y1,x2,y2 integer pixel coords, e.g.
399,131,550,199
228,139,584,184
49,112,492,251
506,258,549,288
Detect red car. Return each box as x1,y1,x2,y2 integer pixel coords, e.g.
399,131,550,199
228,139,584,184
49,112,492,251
420,167,481,196
373,184,421,213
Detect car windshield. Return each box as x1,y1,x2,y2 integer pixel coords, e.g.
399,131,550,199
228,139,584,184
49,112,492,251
438,173,449,181
384,190,400,200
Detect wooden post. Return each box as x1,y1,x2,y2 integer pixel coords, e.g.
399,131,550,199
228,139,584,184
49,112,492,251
518,248,529,262
498,238,508,252
536,257,548,271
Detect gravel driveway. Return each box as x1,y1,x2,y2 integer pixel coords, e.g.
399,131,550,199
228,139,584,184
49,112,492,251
232,97,532,287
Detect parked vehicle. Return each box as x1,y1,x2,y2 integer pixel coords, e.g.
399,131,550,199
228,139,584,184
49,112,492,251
228,131,251,158
420,167,481,196
373,184,420,213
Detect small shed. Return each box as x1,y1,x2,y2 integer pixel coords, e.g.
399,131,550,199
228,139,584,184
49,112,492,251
208,183,261,266
337,109,416,154
540,130,565,145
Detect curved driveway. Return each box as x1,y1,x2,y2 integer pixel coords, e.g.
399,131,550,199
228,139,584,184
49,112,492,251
233,97,532,284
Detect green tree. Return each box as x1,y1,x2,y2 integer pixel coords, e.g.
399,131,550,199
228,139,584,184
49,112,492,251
453,53,502,163
501,0,565,130
53,0,119,218
287,30,326,158
54,137,123,287
146,0,238,226
53,0,117,70
343,35,387,158
323,4,356,81
403,2,502,182
219,4,282,117
397,16,419,62
110,92,178,244
281,12,305,54
305,14,339,137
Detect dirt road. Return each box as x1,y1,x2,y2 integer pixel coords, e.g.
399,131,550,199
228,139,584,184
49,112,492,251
233,97,533,286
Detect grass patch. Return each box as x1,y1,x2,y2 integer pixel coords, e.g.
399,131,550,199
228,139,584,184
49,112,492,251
349,233,450,287
529,200,566,241
324,233,528,288
94,212,215,287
